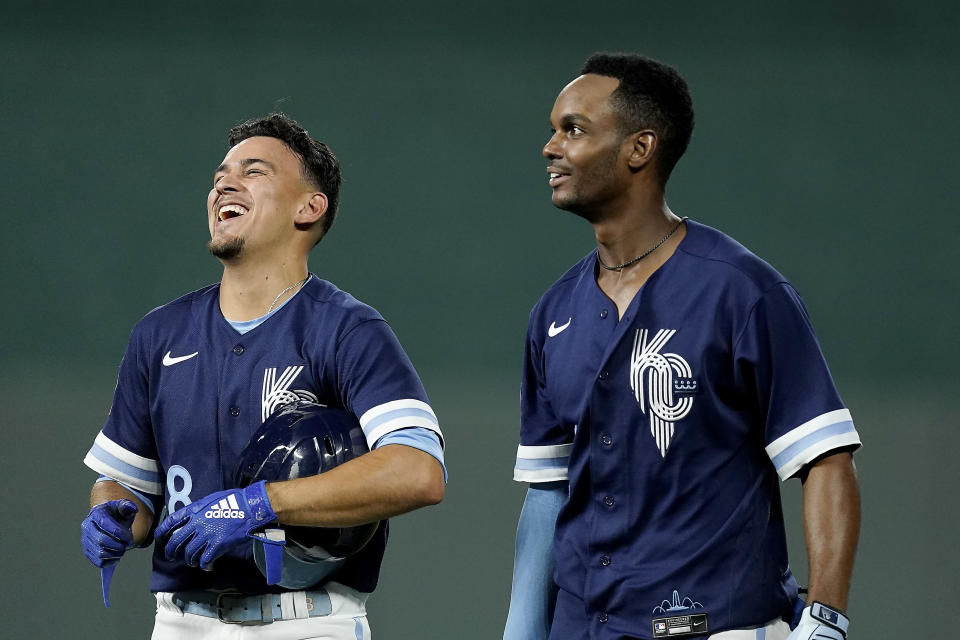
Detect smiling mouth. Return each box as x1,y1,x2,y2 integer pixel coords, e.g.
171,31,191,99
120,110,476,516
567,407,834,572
217,204,248,222
548,172,570,187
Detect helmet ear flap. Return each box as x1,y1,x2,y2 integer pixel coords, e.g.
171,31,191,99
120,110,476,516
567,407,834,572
235,400,381,588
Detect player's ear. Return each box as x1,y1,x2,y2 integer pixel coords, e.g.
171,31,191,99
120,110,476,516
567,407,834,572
294,192,328,226
626,130,657,171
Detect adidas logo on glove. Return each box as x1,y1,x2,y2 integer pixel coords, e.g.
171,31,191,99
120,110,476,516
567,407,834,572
204,495,247,519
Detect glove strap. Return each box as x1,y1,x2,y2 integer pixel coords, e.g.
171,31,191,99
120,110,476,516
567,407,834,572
810,601,850,636
250,528,287,585
245,481,279,524
101,565,117,607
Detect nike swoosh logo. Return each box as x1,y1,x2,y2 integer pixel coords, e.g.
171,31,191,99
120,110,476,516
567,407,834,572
162,351,199,366
547,318,572,337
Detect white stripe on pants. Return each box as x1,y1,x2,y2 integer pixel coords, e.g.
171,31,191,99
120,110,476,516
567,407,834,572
151,582,370,640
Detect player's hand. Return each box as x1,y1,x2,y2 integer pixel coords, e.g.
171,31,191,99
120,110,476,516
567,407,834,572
155,481,279,571
786,602,849,640
81,499,139,568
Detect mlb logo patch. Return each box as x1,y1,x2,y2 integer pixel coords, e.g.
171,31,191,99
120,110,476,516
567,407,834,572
655,622,667,632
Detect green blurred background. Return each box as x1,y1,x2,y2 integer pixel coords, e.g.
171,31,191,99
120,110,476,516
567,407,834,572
2,1,957,637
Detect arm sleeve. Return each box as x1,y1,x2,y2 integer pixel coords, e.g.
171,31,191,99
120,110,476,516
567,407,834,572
83,326,163,495
514,315,573,483
336,319,443,450
503,482,566,640
734,283,862,480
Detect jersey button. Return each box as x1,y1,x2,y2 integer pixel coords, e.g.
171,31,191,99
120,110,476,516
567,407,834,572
232,344,245,355
598,370,609,381
599,613,609,623
603,495,615,507
229,406,241,416
600,555,611,566
599,309,608,319
600,434,612,446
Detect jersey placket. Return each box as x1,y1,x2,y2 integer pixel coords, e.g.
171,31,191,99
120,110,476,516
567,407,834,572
578,280,646,633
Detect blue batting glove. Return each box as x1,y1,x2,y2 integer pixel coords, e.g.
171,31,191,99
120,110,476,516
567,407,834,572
81,499,138,568
155,481,279,571
787,602,849,640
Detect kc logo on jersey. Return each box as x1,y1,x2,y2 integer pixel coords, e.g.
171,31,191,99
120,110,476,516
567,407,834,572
261,366,320,422
629,329,695,457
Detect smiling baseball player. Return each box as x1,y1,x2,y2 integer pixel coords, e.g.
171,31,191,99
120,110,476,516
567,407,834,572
81,113,446,639
503,54,861,640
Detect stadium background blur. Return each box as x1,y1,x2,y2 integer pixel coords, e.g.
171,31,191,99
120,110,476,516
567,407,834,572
2,2,956,637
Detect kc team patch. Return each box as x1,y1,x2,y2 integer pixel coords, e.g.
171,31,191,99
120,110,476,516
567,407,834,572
629,329,695,457
261,366,320,421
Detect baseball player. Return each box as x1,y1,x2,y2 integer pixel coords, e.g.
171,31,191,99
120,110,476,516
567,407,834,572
80,113,446,639
503,54,861,640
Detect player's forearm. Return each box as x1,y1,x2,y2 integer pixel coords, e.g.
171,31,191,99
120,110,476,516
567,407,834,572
90,480,155,545
801,452,860,611
265,444,445,527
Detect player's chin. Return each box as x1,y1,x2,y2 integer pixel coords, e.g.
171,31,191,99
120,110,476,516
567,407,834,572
550,183,579,206
208,235,245,260
550,189,570,209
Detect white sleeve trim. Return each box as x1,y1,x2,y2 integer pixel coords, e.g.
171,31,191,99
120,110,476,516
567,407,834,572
513,443,572,483
358,399,442,450
83,431,163,495
517,444,572,459
766,409,861,481
513,468,570,483
91,431,158,471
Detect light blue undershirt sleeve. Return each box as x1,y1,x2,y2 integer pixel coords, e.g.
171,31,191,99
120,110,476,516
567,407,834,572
503,481,566,640
374,427,447,482
96,475,158,515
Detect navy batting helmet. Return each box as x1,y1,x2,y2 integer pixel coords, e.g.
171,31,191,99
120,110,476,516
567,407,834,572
235,401,380,588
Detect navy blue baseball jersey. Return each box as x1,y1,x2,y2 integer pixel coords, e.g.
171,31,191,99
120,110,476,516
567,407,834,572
84,275,442,595
513,220,860,639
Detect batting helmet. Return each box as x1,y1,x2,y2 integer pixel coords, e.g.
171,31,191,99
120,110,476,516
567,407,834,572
234,401,380,588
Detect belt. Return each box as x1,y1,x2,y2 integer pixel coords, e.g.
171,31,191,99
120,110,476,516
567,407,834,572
172,589,333,624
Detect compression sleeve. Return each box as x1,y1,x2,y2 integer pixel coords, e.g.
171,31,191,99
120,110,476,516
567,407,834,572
503,481,566,640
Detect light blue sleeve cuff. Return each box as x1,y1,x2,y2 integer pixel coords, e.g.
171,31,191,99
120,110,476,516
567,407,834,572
96,475,158,515
374,427,447,482
503,481,566,640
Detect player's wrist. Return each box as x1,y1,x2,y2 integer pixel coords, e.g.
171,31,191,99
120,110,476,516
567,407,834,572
244,480,279,525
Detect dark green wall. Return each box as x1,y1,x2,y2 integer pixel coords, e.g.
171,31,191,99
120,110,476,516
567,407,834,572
2,2,957,637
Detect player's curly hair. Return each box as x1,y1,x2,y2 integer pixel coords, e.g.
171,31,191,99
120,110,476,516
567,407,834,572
228,113,342,242
581,53,694,183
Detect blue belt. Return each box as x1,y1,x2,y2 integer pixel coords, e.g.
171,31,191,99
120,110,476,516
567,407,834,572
172,589,332,624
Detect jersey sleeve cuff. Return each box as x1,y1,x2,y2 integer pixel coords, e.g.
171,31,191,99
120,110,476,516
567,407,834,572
513,444,572,483
766,409,861,480
358,399,443,451
84,431,163,495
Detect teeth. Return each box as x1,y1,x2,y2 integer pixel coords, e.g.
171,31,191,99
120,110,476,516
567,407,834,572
550,173,560,179
217,204,247,221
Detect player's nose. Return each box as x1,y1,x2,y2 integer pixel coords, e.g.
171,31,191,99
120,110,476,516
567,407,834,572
215,172,242,194
543,133,562,160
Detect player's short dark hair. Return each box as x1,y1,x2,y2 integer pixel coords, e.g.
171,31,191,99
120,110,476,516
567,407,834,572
228,113,342,242
580,53,694,183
